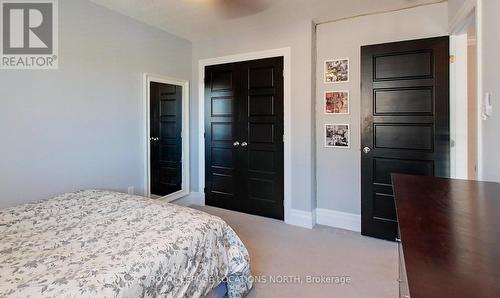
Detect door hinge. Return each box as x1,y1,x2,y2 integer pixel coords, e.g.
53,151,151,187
450,55,455,64
204,132,206,139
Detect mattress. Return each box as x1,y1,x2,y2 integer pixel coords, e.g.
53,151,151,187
0,190,252,297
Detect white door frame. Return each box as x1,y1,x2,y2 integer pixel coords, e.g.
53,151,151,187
143,73,190,202
198,47,292,224
450,34,469,179
449,0,483,180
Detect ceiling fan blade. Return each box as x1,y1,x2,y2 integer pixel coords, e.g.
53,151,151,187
217,0,270,18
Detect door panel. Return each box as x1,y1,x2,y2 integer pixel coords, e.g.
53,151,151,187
249,123,275,143
374,158,435,185
205,57,284,220
361,37,450,241
249,96,274,116
374,124,434,150
373,51,433,80
374,88,434,115
150,82,182,196
211,123,233,141
211,97,233,116
205,63,241,212
242,58,284,220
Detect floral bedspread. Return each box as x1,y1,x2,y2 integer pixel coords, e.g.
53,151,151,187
0,190,252,298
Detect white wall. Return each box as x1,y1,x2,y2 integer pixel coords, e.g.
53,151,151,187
315,3,449,214
449,0,468,23
0,0,192,207
481,0,500,182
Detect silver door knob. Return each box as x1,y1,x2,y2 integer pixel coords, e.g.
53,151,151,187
363,147,371,154
233,141,240,148
241,142,248,148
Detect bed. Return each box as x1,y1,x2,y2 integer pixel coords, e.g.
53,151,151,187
0,190,253,298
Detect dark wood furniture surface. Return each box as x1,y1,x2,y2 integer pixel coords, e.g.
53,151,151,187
393,174,500,298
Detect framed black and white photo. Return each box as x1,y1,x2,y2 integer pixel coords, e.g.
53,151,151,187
325,59,349,83
325,91,349,114
325,124,350,148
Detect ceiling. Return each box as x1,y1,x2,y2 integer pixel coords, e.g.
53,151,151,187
88,0,443,41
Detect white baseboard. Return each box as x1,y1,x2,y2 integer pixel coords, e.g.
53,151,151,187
287,209,316,229
156,190,190,203
171,192,205,207
315,208,361,232
172,195,360,233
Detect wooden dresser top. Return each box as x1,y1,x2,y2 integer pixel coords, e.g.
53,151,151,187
393,174,500,298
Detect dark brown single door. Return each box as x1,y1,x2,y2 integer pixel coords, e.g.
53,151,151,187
204,62,242,212
205,57,284,220
361,37,450,241
150,82,182,196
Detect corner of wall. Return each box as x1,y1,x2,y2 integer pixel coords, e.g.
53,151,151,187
315,208,361,232
310,21,319,210
288,208,316,229
287,207,361,233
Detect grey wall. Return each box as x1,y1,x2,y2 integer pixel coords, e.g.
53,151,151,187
0,0,192,207
315,3,449,214
189,1,452,213
481,0,500,182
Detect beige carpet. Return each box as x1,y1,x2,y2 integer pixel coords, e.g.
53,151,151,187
193,206,398,298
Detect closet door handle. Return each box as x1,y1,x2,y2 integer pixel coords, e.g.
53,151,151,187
241,142,248,148
233,141,240,148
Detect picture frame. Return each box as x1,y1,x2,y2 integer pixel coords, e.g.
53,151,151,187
325,90,349,114
325,124,350,148
324,58,349,83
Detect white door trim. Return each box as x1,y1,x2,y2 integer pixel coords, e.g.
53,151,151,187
449,34,469,179
449,0,483,180
475,0,483,181
198,47,292,224
143,73,190,202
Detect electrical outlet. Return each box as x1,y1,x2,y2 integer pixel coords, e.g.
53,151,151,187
127,186,134,195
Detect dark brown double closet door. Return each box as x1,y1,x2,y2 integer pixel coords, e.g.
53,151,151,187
150,82,183,196
361,37,450,241
205,57,284,220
